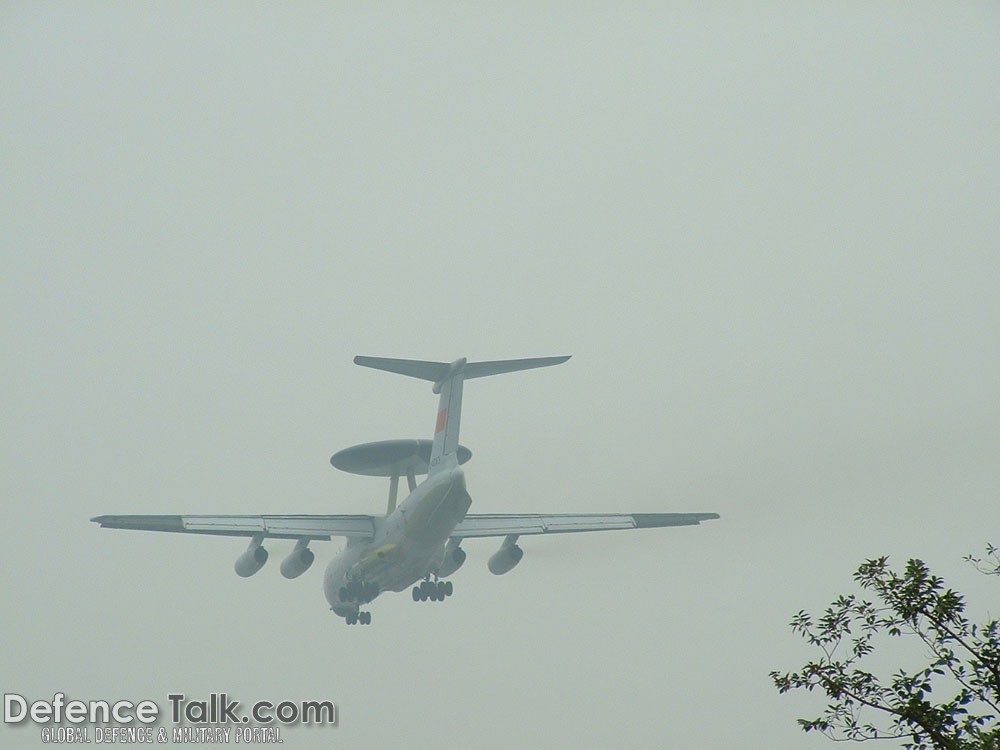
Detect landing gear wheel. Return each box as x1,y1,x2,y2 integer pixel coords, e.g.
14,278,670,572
413,579,454,603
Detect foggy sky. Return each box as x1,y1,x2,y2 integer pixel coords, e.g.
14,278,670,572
3,4,999,749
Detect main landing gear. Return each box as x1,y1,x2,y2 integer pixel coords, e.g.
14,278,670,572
345,610,371,626
412,579,453,602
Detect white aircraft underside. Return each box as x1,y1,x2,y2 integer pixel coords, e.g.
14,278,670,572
92,355,719,625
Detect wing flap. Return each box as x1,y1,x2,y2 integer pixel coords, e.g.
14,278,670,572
451,512,719,538
91,514,377,540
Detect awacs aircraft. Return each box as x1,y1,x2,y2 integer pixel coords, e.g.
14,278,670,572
92,356,719,625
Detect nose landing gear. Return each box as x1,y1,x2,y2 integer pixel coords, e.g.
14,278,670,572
338,579,379,604
338,579,378,625
345,610,372,626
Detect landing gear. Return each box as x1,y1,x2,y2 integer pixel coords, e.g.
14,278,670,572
338,580,379,604
411,579,454,602
345,610,372,626
339,579,377,624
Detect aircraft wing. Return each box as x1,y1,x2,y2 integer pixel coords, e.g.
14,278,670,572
90,514,376,540
451,512,720,538
91,511,719,540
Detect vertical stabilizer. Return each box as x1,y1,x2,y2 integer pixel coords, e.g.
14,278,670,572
428,359,466,475
353,354,571,476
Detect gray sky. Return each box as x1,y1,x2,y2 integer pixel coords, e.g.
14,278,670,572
3,3,998,748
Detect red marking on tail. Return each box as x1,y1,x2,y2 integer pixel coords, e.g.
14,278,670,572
436,409,448,434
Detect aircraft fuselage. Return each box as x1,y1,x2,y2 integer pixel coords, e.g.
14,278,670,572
323,464,471,619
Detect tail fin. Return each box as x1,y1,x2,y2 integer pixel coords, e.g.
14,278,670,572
354,355,570,475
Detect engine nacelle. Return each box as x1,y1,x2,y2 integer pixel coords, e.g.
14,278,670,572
235,536,268,578
280,540,315,579
488,535,523,576
436,544,466,578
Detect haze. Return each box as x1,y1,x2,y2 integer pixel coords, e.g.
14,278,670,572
3,4,998,749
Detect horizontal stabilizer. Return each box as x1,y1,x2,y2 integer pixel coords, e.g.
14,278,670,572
354,355,571,384
353,357,450,382
464,356,571,379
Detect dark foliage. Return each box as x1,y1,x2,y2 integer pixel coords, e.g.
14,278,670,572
771,554,999,749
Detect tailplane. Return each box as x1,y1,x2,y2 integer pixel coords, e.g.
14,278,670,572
354,355,570,474
353,355,571,385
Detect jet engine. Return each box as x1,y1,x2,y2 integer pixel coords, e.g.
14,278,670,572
234,535,268,578
436,540,466,578
280,539,315,579
488,534,523,576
